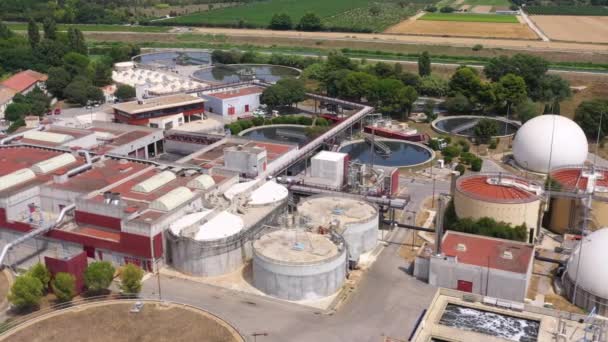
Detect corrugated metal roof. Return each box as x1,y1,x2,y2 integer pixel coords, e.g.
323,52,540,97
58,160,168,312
149,186,194,212
131,170,176,193
23,131,74,144
0,168,36,192
31,153,76,174
186,174,215,190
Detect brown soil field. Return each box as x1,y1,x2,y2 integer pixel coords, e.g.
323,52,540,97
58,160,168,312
384,20,538,39
2,302,243,342
532,16,608,44
470,5,492,13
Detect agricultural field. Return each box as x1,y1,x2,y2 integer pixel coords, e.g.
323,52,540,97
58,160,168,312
160,0,407,30
6,23,169,33
385,19,537,39
531,16,608,43
418,13,519,22
321,2,426,32
525,6,608,15
461,0,511,6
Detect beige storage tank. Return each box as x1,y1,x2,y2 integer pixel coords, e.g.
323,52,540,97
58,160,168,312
454,174,542,240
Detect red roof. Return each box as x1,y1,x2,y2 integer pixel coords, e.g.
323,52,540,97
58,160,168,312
51,159,149,193
442,231,534,274
551,168,608,192
0,146,71,176
207,86,263,100
1,70,47,93
457,175,538,203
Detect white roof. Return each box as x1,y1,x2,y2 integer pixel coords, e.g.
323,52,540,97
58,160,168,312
312,151,347,162
149,186,194,212
23,131,74,144
187,174,215,190
194,211,244,241
567,229,608,299
249,181,288,206
31,153,76,174
0,168,36,192
94,131,115,141
224,180,259,200
169,209,213,236
132,171,176,193
513,115,588,173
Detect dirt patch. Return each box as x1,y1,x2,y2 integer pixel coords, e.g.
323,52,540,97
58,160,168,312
384,20,538,39
532,16,608,44
3,302,243,342
470,5,492,13
460,4,472,11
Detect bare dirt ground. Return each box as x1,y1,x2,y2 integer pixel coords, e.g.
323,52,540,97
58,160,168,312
3,302,242,342
470,5,492,13
384,20,537,39
532,16,608,44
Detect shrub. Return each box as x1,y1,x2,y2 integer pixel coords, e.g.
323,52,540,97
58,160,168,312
84,261,115,295
52,272,76,303
460,152,476,165
472,44,483,51
489,139,498,149
455,164,466,175
8,275,43,310
471,157,483,172
120,264,144,295
442,145,461,159
457,140,470,153
440,6,455,13
426,6,438,12
28,263,51,292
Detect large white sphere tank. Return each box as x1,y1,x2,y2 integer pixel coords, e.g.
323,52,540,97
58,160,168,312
566,229,608,299
512,115,588,173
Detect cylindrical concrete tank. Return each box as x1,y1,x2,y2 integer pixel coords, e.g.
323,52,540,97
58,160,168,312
549,167,608,233
454,174,542,239
252,229,347,300
297,195,378,262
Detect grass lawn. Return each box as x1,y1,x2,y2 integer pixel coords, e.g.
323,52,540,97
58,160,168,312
419,13,519,23
462,0,512,6
7,23,169,33
163,0,372,28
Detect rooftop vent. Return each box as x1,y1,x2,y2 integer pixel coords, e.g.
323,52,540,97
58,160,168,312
0,168,36,192
456,243,467,252
132,171,176,193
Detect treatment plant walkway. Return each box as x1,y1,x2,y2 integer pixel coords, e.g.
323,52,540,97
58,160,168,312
141,177,440,341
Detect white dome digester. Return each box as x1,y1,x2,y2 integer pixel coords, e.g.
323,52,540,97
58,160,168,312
512,115,588,173
566,229,608,300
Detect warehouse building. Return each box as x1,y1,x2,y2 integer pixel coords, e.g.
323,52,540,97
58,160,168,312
415,231,534,302
201,86,263,119
112,93,205,127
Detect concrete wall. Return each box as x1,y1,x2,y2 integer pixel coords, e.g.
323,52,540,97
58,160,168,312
0,229,82,269
563,271,608,316
414,256,430,282
455,190,540,238
202,93,260,119
342,214,378,262
428,255,529,302
252,246,347,300
550,196,608,234
0,186,42,222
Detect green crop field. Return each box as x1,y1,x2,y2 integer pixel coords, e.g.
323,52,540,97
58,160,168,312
322,2,425,32
7,23,169,33
524,6,608,15
461,0,512,6
419,13,519,23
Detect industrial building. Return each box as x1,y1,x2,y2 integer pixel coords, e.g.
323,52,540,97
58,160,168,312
512,115,588,174
548,165,608,233
201,86,263,119
562,228,608,316
454,173,543,240
1,69,48,95
112,94,206,127
166,180,288,276
252,228,347,300
410,288,603,342
415,231,534,302
297,195,379,263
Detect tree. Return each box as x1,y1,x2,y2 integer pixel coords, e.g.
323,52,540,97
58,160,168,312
52,272,76,302
471,157,483,172
27,18,40,49
574,99,608,139
474,118,499,144
440,6,455,12
64,77,102,106
46,67,72,98
494,73,527,110
269,13,292,30
302,63,325,81
369,5,381,16
299,12,322,31
371,62,395,79
0,21,14,40
484,54,549,101
339,71,377,101
120,264,144,295
8,275,43,310
455,164,466,175
84,261,115,294
27,263,51,292
277,78,306,106
43,18,57,40
63,52,90,77
261,83,290,109
34,39,69,68
419,75,448,97
115,85,136,101
418,51,431,77
538,74,571,114
92,61,112,87
368,79,418,119
514,99,539,123
4,103,32,122
444,93,472,114
424,100,437,122
67,28,87,55
448,66,482,101
325,51,357,72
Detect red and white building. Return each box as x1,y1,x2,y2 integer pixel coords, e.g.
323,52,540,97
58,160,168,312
1,69,48,95
201,86,263,119
111,93,205,128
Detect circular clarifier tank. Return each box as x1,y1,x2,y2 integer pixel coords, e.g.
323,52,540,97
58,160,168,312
252,229,347,301
239,125,310,147
133,51,212,68
297,195,379,262
339,139,434,168
432,115,520,138
193,64,301,84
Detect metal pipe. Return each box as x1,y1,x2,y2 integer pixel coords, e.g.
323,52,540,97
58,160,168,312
381,220,435,233
0,203,76,267
534,251,565,266
66,150,99,177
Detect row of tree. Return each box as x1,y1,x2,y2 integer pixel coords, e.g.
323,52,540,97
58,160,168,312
8,262,144,312
268,12,323,31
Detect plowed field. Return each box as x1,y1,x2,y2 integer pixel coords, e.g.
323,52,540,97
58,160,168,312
385,20,538,39
532,16,608,43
